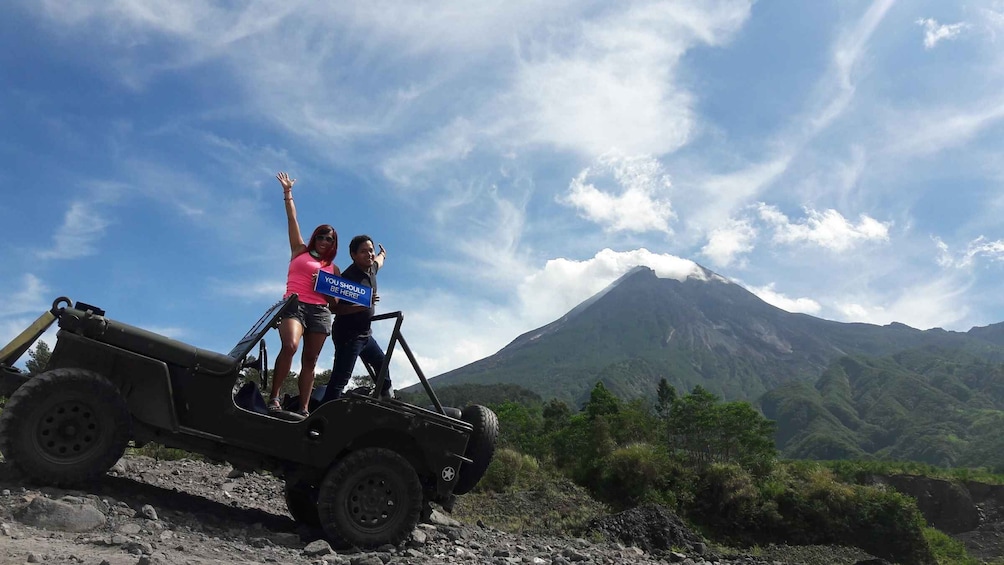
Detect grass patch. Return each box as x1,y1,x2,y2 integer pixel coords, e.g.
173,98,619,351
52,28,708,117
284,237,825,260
127,442,201,461
921,527,1001,565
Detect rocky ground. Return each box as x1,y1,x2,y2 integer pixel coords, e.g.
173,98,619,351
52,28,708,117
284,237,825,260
0,454,887,565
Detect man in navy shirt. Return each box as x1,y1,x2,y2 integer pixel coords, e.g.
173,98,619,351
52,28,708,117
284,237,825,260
321,234,393,402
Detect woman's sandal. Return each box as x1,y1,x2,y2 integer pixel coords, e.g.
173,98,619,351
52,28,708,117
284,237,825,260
296,408,310,417
268,397,282,412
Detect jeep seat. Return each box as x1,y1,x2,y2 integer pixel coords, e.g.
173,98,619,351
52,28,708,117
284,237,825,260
58,307,237,374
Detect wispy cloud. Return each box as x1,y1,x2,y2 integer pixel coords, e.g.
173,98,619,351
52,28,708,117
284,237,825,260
505,1,751,158
39,202,110,260
916,18,968,49
0,274,50,317
211,278,286,300
935,235,1004,269
452,188,529,286
379,118,476,187
834,274,972,330
701,219,756,268
811,0,895,133
747,283,821,315
561,153,675,234
0,274,55,367
888,101,1004,156
34,1,752,163
688,156,791,234
683,0,894,238
377,1,753,182
984,6,1004,40
757,204,890,252
417,175,532,290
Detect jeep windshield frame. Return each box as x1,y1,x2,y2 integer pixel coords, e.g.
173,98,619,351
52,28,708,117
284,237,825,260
228,295,298,361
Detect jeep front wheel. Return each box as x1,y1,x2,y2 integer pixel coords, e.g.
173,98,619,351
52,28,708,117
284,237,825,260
316,448,422,548
0,368,131,485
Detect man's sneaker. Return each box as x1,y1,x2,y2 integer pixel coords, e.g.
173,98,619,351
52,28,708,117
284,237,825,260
380,389,395,401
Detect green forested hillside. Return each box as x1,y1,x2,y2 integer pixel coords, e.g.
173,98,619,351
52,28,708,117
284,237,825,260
760,347,1004,470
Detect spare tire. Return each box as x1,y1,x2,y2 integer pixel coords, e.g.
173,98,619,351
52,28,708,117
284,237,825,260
452,404,498,495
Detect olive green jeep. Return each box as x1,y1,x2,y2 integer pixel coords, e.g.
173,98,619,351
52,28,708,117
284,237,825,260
0,296,497,547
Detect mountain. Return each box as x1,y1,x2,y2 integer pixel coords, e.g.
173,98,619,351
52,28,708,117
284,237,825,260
416,265,1004,407
759,348,1004,470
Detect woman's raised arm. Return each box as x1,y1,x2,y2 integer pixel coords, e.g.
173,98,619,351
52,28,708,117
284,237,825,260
277,172,307,258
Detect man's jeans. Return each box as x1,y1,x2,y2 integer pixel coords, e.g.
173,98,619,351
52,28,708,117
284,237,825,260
321,335,391,403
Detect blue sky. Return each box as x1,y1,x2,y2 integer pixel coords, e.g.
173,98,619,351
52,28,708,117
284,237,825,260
3,1,1004,388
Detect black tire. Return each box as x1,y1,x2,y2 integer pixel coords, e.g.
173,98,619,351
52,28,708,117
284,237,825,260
316,448,422,548
452,404,499,495
0,368,131,485
284,480,320,528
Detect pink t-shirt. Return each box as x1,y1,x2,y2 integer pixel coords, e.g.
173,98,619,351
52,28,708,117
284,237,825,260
284,252,334,305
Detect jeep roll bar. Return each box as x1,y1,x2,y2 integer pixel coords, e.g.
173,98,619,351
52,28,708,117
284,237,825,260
365,311,446,415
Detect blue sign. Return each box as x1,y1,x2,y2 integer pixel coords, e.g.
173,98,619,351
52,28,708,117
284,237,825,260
314,271,373,307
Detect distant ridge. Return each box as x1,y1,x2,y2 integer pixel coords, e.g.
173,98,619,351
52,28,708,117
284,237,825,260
412,265,1004,407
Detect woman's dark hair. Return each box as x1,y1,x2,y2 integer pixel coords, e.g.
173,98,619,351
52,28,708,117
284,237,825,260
307,224,338,266
349,234,373,255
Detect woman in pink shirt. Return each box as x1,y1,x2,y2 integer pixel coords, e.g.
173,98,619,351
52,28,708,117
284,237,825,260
270,171,339,416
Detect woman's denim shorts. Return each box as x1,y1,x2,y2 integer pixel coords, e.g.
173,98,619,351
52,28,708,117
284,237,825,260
282,302,332,335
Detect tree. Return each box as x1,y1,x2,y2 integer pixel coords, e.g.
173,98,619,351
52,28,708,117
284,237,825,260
667,385,719,466
542,398,571,432
585,382,620,419
314,369,332,386
656,378,677,416
667,385,776,475
350,373,373,389
26,341,51,374
493,401,544,455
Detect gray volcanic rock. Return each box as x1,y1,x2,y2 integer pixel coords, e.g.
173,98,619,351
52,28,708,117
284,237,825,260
14,496,106,532
587,503,707,554
0,454,891,565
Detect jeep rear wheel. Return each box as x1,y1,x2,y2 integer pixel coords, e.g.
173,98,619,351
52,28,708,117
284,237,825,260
0,368,131,485
316,448,422,548
452,404,499,495
285,479,320,528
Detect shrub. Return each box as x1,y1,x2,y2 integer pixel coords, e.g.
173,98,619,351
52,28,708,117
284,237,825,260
923,527,980,565
595,443,686,510
689,462,781,541
684,462,935,565
477,448,541,492
773,464,934,565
